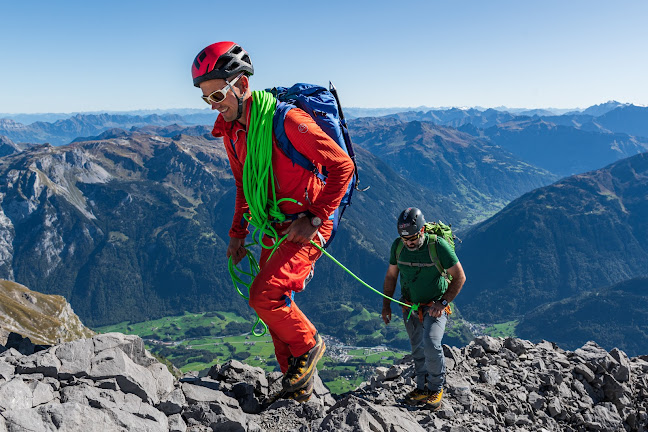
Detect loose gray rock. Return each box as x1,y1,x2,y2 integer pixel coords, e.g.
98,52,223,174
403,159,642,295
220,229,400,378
319,395,426,432
89,347,159,404
168,413,187,432
3,402,121,431
503,337,532,355
0,377,33,411
212,359,268,395
181,382,230,404
574,363,596,382
0,361,14,380
54,338,95,379
159,388,186,415
29,380,57,407
92,333,154,367
0,348,22,364
474,336,503,354
609,348,631,382
583,402,623,431
147,361,175,400
1,331,647,432
15,350,61,377
183,400,247,432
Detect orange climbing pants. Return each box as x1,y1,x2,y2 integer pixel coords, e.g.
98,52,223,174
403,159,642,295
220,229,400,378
248,220,331,373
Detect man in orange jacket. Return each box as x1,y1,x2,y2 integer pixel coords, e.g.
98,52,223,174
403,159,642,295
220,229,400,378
191,41,354,401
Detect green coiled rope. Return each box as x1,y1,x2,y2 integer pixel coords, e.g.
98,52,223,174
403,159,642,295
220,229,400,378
229,90,300,336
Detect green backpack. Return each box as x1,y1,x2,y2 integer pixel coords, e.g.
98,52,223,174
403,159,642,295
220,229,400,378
395,221,459,282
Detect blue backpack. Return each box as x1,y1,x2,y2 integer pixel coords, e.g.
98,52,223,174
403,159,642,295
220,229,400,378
267,82,366,248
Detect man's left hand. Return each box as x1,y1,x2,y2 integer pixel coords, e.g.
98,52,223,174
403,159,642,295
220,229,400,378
282,216,318,244
428,302,445,318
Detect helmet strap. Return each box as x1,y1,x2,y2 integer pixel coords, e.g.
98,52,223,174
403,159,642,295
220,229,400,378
234,94,244,121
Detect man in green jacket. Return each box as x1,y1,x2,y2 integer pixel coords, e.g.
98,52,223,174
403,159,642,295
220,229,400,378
382,207,466,410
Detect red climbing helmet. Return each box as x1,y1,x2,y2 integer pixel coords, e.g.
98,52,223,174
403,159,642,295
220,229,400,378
191,41,254,87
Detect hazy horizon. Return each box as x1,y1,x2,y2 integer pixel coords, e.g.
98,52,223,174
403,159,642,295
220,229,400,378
0,100,634,118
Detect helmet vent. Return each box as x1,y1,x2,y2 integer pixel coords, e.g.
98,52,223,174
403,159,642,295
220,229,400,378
214,58,228,71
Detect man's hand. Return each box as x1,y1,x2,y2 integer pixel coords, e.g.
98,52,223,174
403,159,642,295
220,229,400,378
282,216,318,244
227,237,246,265
382,265,399,325
381,305,392,324
428,302,445,318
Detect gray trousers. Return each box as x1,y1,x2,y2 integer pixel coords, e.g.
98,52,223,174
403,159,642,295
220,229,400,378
404,306,447,392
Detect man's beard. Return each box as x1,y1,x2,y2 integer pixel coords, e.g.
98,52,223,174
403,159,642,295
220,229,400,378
405,236,425,251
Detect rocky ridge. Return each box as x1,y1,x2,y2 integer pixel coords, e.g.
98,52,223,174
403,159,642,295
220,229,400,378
0,333,646,431
0,280,95,347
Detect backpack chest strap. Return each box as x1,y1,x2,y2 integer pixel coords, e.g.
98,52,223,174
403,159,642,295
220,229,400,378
396,260,437,268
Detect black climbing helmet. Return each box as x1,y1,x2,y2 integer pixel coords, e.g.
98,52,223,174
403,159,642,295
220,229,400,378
397,207,425,236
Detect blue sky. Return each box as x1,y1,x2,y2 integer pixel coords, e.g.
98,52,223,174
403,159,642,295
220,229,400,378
1,0,647,113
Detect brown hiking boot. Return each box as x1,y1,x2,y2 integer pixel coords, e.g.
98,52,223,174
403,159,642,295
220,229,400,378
288,376,315,403
425,389,443,410
281,333,326,392
404,388,431,405
264,377,315,406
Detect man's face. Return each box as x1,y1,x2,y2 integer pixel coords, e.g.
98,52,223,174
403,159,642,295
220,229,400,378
402,230,425,251
199,77,242,122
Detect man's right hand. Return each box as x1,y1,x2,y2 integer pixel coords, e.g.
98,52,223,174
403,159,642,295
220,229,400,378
227,237,246,265
381,305,392,325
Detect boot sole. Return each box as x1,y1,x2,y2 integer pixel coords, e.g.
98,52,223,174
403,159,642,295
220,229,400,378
290,378,315,403
282,339,326,392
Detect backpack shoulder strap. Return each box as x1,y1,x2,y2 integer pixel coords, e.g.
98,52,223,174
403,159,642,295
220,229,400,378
428,235,453,282
395,239,405,262
272,101,325,181
427,234,448,279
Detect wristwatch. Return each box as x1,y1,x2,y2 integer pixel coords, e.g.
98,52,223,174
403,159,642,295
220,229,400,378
438,298,449,307
306,211,323,228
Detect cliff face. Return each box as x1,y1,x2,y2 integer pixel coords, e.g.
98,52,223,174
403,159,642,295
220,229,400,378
1,333,646,432
0,280,94,346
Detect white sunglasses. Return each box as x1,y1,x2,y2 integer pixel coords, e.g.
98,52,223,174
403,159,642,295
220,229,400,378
201,73,244,105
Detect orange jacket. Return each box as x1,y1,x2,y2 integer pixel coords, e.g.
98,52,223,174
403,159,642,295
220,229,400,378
212,98,355,239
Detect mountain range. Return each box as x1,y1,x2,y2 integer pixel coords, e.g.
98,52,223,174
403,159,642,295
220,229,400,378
476,118,648,177
457,152,648,329
516,277,648,356
0,136,25,157
0,114,188,146
1,100,648,355
348,118,557,225
0,131,455,327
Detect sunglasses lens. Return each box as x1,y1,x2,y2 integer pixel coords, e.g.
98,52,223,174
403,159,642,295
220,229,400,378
202,90,225,105
211,91,226,103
